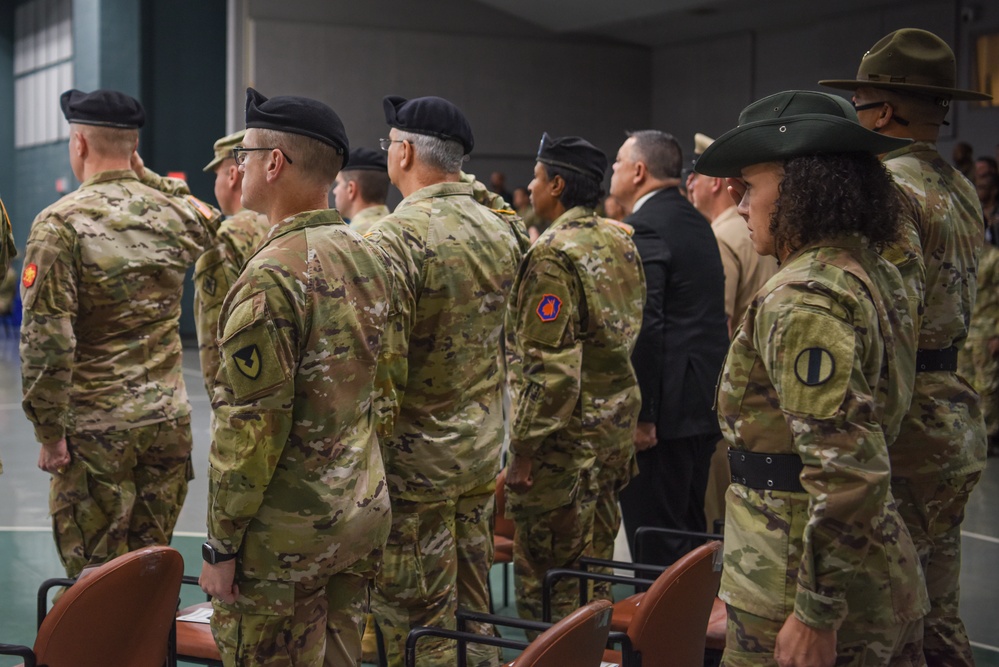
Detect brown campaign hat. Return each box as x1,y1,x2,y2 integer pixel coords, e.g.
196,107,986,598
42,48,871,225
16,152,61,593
819,28,991,102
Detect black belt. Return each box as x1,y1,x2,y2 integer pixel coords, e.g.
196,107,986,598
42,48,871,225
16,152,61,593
915,347,957,372
728,449,805,493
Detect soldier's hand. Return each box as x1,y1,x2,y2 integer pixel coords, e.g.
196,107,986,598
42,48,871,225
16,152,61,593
200,559,239,604
634,422,657,451
774,614,835,667
38,437,71,474
726,178,747,209
506,456,534,493
130,150,146,179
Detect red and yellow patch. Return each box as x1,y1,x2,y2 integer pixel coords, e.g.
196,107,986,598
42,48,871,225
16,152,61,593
186,195,215,221
536,294,562,322
22,263,38,288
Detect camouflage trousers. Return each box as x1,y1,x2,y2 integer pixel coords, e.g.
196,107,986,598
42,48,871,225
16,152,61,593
211,554,376,667
512,497,595,634
371,483,499,667
893,472,981,667
957,336,999,437
588,477,620,602
50,416,193,577
722,606,925,666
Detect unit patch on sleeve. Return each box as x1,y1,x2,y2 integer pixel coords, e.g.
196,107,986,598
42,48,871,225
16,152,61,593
22,263,38,288
232,344,262,380
536,294,562,322
794,347,835,386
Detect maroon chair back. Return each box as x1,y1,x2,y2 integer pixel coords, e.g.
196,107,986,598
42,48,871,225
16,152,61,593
513,598,614,667
33,546,184,667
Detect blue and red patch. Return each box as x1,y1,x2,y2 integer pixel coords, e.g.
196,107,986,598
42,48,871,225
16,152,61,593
536,294,562,322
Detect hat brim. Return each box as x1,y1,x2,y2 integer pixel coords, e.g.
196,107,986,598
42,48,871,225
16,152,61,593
203,155,226,173
695,115,911,178
819,78,993,102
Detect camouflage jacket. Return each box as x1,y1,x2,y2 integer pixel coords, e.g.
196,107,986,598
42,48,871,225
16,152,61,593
349,204,389,236
965,243,999,342
207,208,393,583
367,181,524,501
193,208,269,396
20,169,219,444
883,142,987,479
0,196,14,277
717,238,927,630
461,171,532,252
505,207,646,516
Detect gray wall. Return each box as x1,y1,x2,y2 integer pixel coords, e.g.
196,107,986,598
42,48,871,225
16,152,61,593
242,0,651,194
652,0,998,160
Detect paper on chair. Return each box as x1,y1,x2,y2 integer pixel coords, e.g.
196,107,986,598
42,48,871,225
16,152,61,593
177,606,214,624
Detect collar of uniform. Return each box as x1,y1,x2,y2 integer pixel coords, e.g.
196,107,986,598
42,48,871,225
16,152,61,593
783,234,872,265
547,205,596,233
251,208,347,255
81,169,139,188
631,187,668,214
880,139,936,162
396,180,474,208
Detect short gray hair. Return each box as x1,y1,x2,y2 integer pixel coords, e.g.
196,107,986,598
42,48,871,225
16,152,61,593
396,130,465,173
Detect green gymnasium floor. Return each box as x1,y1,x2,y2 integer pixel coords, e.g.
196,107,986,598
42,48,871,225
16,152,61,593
0,337,996,665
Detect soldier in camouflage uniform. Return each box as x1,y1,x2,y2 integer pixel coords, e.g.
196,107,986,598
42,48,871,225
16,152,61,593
199,89,394,667
958,242,999,445
822,29,992,665
20,89,220,578
505,133,645,627
697,91,929,666
333,147,391,235
194,130,270,397
365,96,525,667
0,196,14,475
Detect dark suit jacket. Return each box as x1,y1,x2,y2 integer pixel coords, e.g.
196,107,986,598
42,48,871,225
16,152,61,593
628,187,729,440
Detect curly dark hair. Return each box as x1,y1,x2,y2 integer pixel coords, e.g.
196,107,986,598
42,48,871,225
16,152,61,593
771,153,902,254
543,163,604,210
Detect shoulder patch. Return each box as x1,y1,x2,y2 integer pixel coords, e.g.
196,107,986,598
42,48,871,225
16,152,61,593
232,344,262,380
602,218,634,236
794,347,835,386
22,263,38,288
186,195,216,220
536,294,562,322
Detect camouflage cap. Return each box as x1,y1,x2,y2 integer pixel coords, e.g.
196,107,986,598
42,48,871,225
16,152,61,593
61,89,145,129
819,28,992,102
695,90,911,178
203,130,246,172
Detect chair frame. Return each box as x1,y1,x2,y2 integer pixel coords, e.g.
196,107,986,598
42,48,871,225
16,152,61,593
406,603,610,667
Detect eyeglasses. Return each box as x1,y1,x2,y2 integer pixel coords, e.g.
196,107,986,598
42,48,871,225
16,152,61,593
231,146,294,165
851,100,910,126
378,137,405,151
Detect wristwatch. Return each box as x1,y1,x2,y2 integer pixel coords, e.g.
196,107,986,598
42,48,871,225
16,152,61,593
202,542,238,564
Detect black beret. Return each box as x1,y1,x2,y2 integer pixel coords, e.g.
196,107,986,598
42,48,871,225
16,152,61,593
382,95,474,154
343,147,387,172
60,89,145,129
245,88,349,166
536,132,607,183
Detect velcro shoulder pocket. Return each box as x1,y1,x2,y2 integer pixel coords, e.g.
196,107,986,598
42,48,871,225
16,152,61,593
219,292,291,402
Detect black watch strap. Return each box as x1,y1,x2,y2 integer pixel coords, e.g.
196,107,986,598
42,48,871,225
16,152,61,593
202,541,237,564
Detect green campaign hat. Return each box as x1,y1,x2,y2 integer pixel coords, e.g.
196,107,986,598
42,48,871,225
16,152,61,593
695,90,911,178
819,28,991,102
203,130,246,172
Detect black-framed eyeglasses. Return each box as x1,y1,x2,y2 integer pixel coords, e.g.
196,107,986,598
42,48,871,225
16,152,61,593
851,100,910,126
231,146,294,165
378,137,405,151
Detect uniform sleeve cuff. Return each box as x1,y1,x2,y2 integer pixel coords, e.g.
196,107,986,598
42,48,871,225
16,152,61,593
205,534,241,555
793,583,847,631
34,424,66,446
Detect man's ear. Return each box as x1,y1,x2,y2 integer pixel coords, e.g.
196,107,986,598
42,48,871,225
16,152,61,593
710,176,725,195
398,140,414,170
227,163,241,188
633,160,647,186
74,131,88,159
264,149,288,183
876,103,894,130
346,179,358,200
